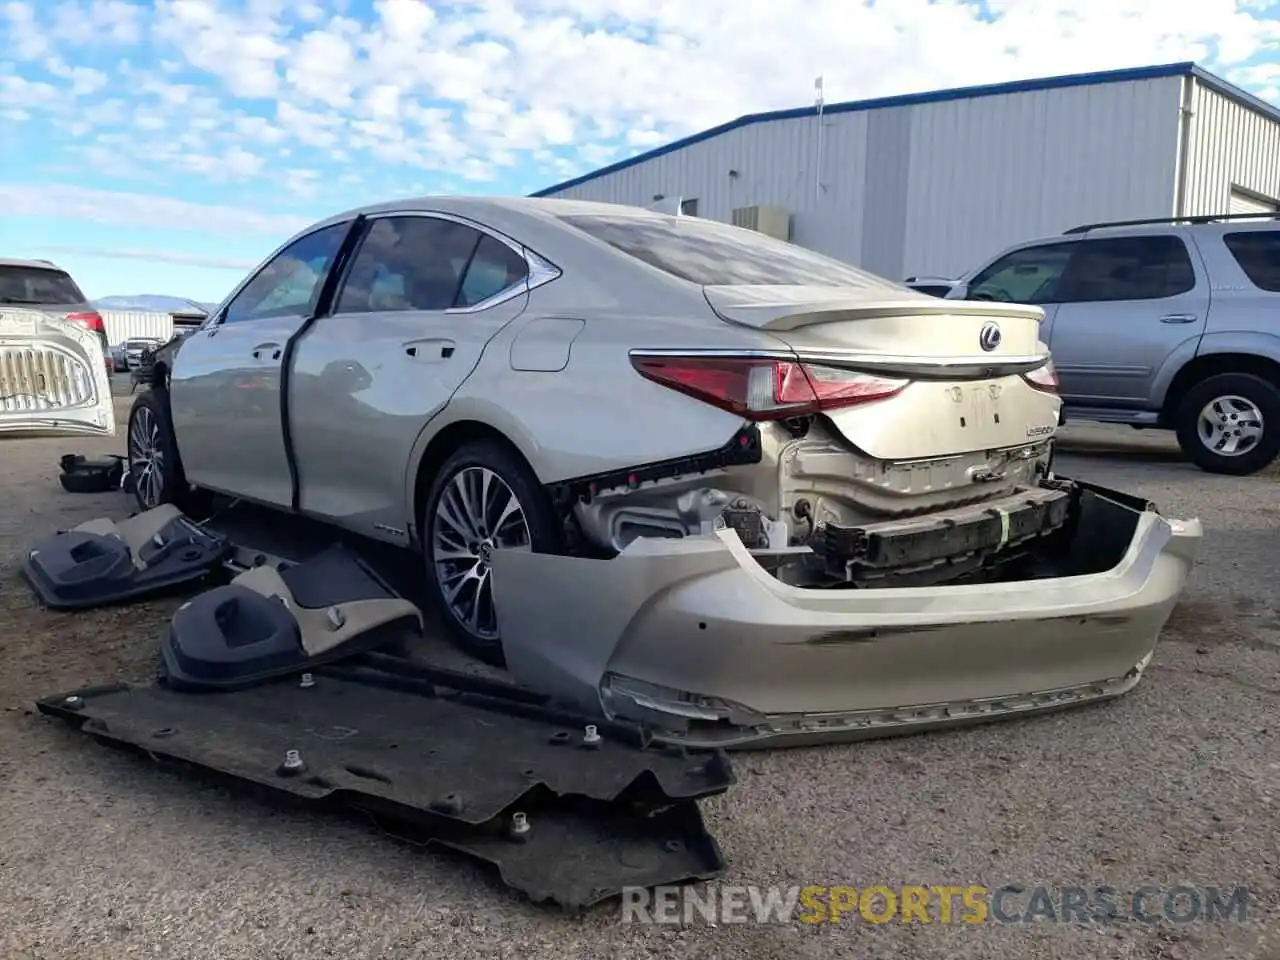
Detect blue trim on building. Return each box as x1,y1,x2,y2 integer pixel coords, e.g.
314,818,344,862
1188,64,1280,124
531,61,1280,198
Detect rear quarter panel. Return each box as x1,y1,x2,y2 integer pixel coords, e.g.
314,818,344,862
1198,228,1280,341
410,304,781,489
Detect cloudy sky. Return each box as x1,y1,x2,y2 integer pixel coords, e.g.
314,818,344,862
3,0,1279,302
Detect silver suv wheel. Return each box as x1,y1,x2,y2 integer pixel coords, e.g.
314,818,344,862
1196,395,1264,457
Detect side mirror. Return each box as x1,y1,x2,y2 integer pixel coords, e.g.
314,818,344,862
944,283,970,300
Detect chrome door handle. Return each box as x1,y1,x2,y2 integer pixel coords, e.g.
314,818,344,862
1160,314,1198,324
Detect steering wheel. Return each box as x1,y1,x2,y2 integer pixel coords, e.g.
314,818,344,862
971,286,1013,302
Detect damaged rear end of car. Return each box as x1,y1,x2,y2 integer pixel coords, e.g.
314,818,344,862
0,307,115,439
490,217,1202,747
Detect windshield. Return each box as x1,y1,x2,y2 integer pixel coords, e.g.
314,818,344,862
0,265,86,305
559,214,905,289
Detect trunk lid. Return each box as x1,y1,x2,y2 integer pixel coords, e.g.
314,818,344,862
703,285,1046,368
0,308,116,438
702,285,1059,460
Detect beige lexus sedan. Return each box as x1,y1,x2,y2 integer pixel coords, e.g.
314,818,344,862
124,197,1202,747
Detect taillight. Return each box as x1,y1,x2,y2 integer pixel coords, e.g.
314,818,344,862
630,354,908,420
65,311,105,334
1021,359,1059,395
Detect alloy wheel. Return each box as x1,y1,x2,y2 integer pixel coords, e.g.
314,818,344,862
431,466,531,640
1196,395,1264,457
128,406,166,507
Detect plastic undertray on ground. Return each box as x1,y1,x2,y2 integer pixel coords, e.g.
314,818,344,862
20,504,232,610
158,542,422,690
38,655,733,908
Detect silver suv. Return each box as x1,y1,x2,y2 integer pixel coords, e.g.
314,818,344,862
924,215,1280,475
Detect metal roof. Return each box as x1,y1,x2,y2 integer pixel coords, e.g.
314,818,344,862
531,62,1280,197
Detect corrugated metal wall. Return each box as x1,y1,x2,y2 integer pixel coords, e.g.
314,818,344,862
1182,81,1280,216
100,310,172,346
544,77,1185,281
546,112,872,266
901,79,1181,278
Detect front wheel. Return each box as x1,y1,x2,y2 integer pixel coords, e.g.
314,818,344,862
1174,372,1280,476
421,440,560,666
126,389,208,514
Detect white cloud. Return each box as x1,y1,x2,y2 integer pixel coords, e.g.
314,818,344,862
0,183,309,236
0,74,57,106
49,0,143,45
44,58,108,95
3,0,1280,201
40,245,260,270
2,1,50,60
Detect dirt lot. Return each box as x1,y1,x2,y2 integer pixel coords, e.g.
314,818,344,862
1,384,1277,960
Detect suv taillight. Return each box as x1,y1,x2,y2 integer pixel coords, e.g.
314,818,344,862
1021,359,1059,395
65,311,106,334
631,354,908,420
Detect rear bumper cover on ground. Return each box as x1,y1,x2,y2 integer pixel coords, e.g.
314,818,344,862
492,480,1202,749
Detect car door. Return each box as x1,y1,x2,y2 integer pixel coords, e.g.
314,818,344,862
287,213,532,538
168,220,354,505
1046,232,1210,407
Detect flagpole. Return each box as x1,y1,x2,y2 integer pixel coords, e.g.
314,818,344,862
814,75,825,204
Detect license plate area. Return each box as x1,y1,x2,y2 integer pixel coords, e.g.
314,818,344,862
959,383,1001,429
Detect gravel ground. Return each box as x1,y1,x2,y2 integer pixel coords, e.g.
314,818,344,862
0,383,1277,960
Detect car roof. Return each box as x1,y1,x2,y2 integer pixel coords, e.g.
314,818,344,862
312,196,666,230
985,216,1280,256
1076,217,1280,238
0,257,68,271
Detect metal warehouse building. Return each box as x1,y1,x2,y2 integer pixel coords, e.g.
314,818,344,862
531,62,1280,283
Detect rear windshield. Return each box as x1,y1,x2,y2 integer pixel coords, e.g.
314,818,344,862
0,265,86,305
559,214,905,289
1223,231,1280,293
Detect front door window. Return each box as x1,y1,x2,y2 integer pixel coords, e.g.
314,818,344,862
222,223,350,325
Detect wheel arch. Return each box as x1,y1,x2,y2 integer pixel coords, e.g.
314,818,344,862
1160,351,1280,426
407,416,542,548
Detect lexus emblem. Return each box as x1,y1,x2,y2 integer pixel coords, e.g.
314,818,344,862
978,321,1002,352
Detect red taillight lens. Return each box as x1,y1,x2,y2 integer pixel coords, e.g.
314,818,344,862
1021,359,1059,395
631,355,908,420
65,311,105,333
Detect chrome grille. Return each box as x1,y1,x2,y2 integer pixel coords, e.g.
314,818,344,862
0,346,95,412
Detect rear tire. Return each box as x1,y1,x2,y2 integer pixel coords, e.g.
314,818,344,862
1174,372,1280,476
421,440,560,667
126,388,210,515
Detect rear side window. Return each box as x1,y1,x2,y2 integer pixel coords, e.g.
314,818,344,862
0,265,86,305
559,214,904,289
1223,231,1280,293
336,217,528,314
1058,236,1196,302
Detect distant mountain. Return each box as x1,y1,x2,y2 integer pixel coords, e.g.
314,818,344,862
95,295,218,313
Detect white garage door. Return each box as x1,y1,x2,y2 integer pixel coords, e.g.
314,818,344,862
1229,189,1279,216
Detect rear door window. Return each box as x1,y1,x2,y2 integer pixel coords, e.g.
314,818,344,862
0,265,86,306
335,217,529,314
1057,235,1196,302
559,213,903,288
1223,231,1280,293
967,243,1076,304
